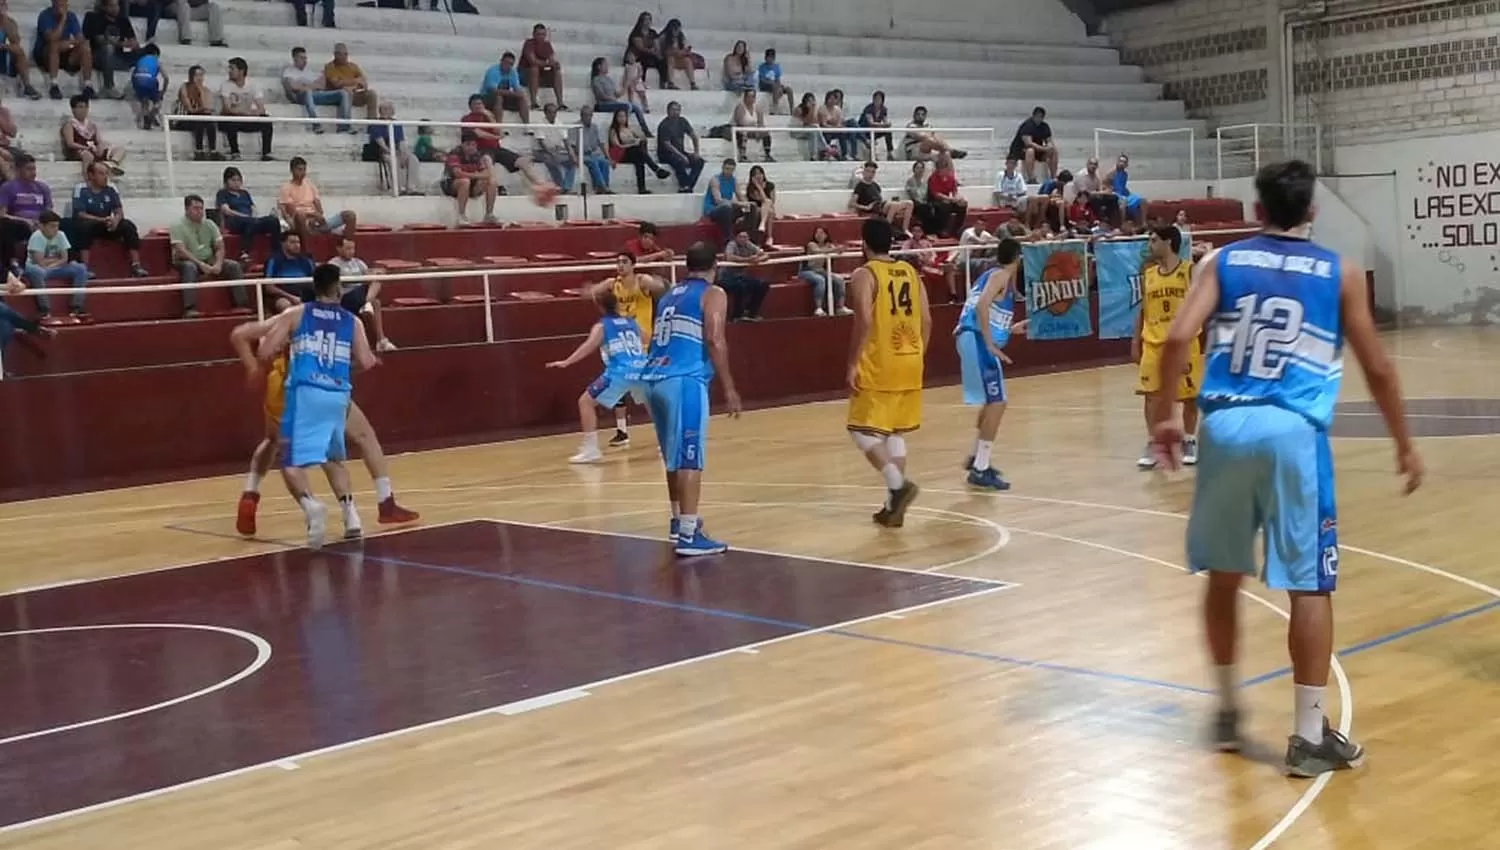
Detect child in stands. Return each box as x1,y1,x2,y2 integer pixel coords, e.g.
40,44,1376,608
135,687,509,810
131,44,167,130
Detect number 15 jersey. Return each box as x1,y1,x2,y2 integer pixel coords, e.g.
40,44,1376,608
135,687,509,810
1200,233,1344,429
856,258,926,392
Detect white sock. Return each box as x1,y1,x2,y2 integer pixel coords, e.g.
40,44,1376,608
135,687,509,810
298,495,320,516
1215,664,1238,711
615,411,628,432
881,463,904,490
341,496,361,528
670,501,681,518
581,430,598,449
679,514,700,538
974,439,994,471
1294,684,1326,743
244,471,262,494
373,476,393,502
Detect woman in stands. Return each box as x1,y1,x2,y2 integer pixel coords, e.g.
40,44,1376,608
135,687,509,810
904,160,938,235
624,11,668,89
659,19,697,90
172,65,220,161
744,164,778,247
793,93,834,161
721,40,753,93
799,226,851,317
607,109,670,194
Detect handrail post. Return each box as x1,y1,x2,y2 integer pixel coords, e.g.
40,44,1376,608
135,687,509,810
1314,123,1323,174
388,119,400,198
1188,129,1196,181
164,110,178,199
482,272,495,343
1253,124,1261,173
730,127,738,161
823,253,835,314
1215,129,1223,183
1092,128,1100,166
254,276,265,321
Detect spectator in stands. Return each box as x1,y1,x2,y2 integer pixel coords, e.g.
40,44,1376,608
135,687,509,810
857,90,893,161
904,160,937,235
442,132,496,226
994,158,1049,228
0,0,42,99
66,161,146,275
575,105,611,193
623,11,667,89
262,230,314,308
171,64,219,158
927,152,966,238
25,210,88,321
324,44,379,125
718,224,769,321
655,100,702,192
171,193,245,318
0,95,19,180
219,57,272,160
756,48,790,114
82,0,136,98
903,106,967,161
34,0,95,100
1036,168,1072,232
1073,156,1120,225
849,160,914,237
216,166,279,263
744,164,777,246
533,102,577,193
623,221,671,263
607,109,668,194
658,18,696,90
818,90,856,161
0,277,53,367
731,89,772,162
956,218,998,283
590,56,651,134
278,156,355,239
328,236,396,350
132,43,166,131
0,156,51,270
520,22,566,110
1066,189,1099,236
721,40,753,93
703,158,757,243
369,101,421,195
620,52,648,114
413,123,440,162
61,95,123,178
460,93,503,164
792,92,833,161
480,50,530,126
1105,153,1145,225
168,0,226,46
799,225,849,317
292,0,333,30
1008,106,1057,182
283,46,348,134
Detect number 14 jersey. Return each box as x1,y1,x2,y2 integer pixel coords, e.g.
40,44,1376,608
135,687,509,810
1201,233,1344,429
857,258,926,392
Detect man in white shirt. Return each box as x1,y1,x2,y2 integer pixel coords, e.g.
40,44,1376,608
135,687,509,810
328,236,396,351
993,159,1028,210
531,102,576,192
281,45,349,134
219,56,272,160
954,221,999,283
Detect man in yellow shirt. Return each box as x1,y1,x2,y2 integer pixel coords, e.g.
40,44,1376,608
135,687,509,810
846,217,931,527
1133,225,1201,468
583,251,665,448
322,43,379,121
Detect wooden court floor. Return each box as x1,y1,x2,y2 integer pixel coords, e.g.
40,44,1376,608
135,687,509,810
2,326,1499,850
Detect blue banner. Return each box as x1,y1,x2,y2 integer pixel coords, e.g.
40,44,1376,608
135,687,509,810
1095,237,1148,340
1021,241,1092,341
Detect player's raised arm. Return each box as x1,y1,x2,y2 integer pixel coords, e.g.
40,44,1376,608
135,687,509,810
638,274,668,296
582,277,614,301
702,284,741,416
1154,249,1220,432
256,306,303,364
546,322,605,369
229,308,298,382
846,265,874,392
351,318,378,373
1339,260,1422,494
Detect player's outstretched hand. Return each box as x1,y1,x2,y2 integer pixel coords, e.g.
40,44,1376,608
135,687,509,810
1150,418,1186,471
1011,319,1029,337
725,389,743,418
545,360,567,369
1397,447,1424,495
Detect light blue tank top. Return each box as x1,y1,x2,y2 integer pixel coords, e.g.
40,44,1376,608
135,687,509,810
956,267,1015,349
1200,233,1344,429
641,278,714,383
287,302,355,394
599,315,646,380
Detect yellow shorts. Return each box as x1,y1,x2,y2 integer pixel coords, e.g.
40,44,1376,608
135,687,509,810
847,389,922,435
1137,342,1203,401
262,363,287,434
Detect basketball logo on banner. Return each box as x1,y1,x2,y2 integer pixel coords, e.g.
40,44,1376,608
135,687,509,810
1021,241,1092,340
1095,237,1150,340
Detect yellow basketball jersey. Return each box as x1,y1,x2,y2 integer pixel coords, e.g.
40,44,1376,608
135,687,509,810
856,258,926,392
612,275,654,340
1140,259,1191,346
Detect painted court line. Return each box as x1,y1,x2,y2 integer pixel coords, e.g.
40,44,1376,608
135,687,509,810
492,690,591,716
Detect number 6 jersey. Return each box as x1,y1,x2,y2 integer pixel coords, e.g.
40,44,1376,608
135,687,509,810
1200,233,1344,429
857,258,926,392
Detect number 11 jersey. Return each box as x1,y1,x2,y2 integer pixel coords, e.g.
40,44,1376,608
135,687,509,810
1200,233,1344,429
856,258,926,392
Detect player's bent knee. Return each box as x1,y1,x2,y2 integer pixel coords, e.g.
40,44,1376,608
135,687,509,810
885,434,907,458
850,430,885,452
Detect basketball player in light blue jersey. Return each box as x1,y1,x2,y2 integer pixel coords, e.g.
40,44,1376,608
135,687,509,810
234,263,379,549
639,242,743,557
1151,160,1423,777
546,289,648,464
954,236,1029,491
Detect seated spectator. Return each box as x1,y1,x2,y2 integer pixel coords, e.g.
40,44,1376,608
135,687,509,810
1105,153,1145,225
66,160,145,275
756,48,791,114
0,93,21,181
655,100,703,192
532,102,577,193
167,0,227,46
1036,168,1073,232
590,56,650,135
731,89,772,162
817,90,857,161
480,50,530,126
61,94,123,178
460,94,504,164
215,166,279,263
606,109,668,194
721,40,753,92
858,90,893,161
1072,156,1120,225
849,160,914,236
277,156,355,239
0,155,52,269
327,236,395,350
0,275,54,368
955,219,998,283
903,106,967,161
520,22,566,110
82,0,137,98
323,43,379,125
170,193,245,318
623,11,667,89
219,57,273,160
899,223,960,301
1066,189,1102,236
367,101,421,195
282,46,348,134
623,221,672,263
792,92,833,161
1174,209,1210,259
744,164,777,246
413,123,441,163
262,230,314,308
658,18,696,90
442,132,496,226
25,210,89,321
1008,106,1057,183
620,52,649,114
994,158,1049,229
575,105,611,193
799,225,849,317
130,43,166,130
703,158,758,243
34,0,95,100
0,0,42,99
291,0,333,29
904,160,937,235
927,153,967,238
718,225,769,321
172,64,219,159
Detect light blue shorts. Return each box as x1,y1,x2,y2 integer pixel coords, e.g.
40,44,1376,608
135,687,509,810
587,374,642,409
279,384,350,469
956,330,1005,406
1186,404,1338,592
644,375,708,472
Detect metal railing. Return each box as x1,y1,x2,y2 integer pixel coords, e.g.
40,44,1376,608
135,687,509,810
1092,127,1197,180
729,124,997,162
1215,123,1323,181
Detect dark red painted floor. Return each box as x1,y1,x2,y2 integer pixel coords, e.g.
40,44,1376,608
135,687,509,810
0,520,995,828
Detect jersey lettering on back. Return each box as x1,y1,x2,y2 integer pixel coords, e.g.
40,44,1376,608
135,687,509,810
287,303,355,393
857,258,926,392
1200,233,1343,429
956,267,1015,349
599,315,646,381
1140,259,1190,346
641,278,714,383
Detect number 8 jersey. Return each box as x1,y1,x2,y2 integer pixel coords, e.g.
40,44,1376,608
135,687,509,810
1200,233,1344,429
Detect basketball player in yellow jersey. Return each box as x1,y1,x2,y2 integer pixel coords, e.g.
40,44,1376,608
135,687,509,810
1133,225,1202,469
584,252,666,448
846,217,931,527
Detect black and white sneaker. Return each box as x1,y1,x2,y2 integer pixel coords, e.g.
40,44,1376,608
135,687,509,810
607,430,630,449
1285,718,1364,778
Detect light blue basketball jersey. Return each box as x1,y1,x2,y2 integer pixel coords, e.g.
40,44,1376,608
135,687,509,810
956,267,1015,349
287,302,356,394
599,315,646,381
1200,233,1343,429
641,278,714,383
